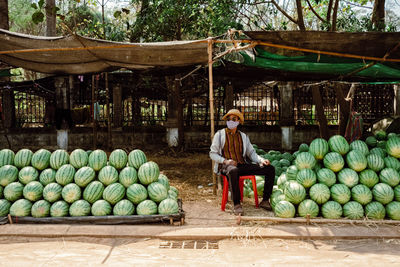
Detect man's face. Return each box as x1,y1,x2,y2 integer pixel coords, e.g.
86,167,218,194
227,115,239,122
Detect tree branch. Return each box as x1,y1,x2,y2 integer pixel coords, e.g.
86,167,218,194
305,0,327,23
270,0,298,24
327,0,334,22
331,0,339,31
295,0,306,31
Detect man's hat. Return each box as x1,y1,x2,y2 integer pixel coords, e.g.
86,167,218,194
222,109,244,124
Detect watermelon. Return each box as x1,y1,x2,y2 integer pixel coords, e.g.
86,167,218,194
119,167,138,188
128,149,147,169
343,201,364,220
365,201,386,220
384,156,400,171
9,199,32,216
372,183,394,204
61,183,81,203
375,130,387,140
337,168,359,188
169,186,179,196
136,199,158,215
50,149,69,170
388,132,398,139
366,154,385,172
271,193,286,210
18,166,39,185
31,200,51,218
386,137,400,158
316,168,336,187
113,199,135,216
328,135,349,155
379,168,400,187
285,165,298,180
297,199,319,218
157,174,170,191
39,168,56,186
309,183,330,205
23,181,43,202
14,149,33,168
69,199,91,217
370,147,387,158
309,138,329,160
365,136,377,148
0,149,14,167
346,150,367,172
158,198,179,215
109,149,128,170
98,166,119,186
103,183,125,205
321,201,343,219
168,189,178,200
0,185,2,198
4,182,24,201
349,140,369,156
91,200,112,216
69,149,89,169
0,165,18,186
86,150,93,157
284,181,306,205
298,143,309,152
42,183,63,203
359,169,379,188
395,185,400,201
147,182,168,203
386,201,400,220
55,164,76,186
138,161,160,185
330,184,351,204
351,184,372,205
279,159,291,167
296,168,316,188
31,149,51,170
0,199,11,216
277,174,288,190
50,200,69,217
126,183,148,204
323,152,344,172
294,152,316,171
88,149,107,171
83,181,104,204
74,166,96,187
274,200,296,218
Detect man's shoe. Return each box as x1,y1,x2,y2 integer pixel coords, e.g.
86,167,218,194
233,204,244,215
260,199,272,211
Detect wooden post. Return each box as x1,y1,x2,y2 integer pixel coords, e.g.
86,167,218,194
92,75,97,149
394,85,400,116
105,73,111,150
174,75,184,148
113,82,123,129
2,88,15,129
311,85,329,139
279,82,295,151
335,83,351,136
225,82,234,111
208,38,217,195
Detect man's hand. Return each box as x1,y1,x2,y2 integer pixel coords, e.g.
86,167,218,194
260,159,270,166
224,159,237,166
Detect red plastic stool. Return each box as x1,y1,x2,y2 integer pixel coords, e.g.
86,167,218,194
221,174,259,211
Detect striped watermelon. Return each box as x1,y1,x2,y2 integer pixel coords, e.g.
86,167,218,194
388,133,398,139
74,166,96,187
138,161,160,185
126,183,148,204
323,152,344,172
337,168,359,188
103,183,125,205
128,149,147,169
39,168,56,186
309,138,329,160
309,183,330,204
9,199,32,216
136,199,158,215
98,166,119,186
328,135,349,155
158,198,179,215
119,167,138,188
386,137,400,158
284,181,306,205
83,181,104,204
384,156,400,171
271,192,286,210
277,174,288,190
359,169,379,188
0,199,11,216
379,168,400,187
299,143,309,152
42,183,63,203
62,183,81,203
23,181,43,201
18,166,39,185
366,154,385,172
31,200,51,218
109,149,128,170
0,149,14,167
386,201,400,220
321,201,343,219
113,199,135,216
69,199,91,217
365,136,378,148
285,165,298,180
0,165,18,186
31,149,51,170
157,174,170,191
349,140,369,156
274,200,295,218
294,152,316,170
50,149,69,170
50,200,69,217
297,199,319,218
169,186,179,197
351,184,372,205
88,149,107,171
316,168,336,187
69,149,89,169
14,149,33,168
296,168,317,188
365,201,385,220
395,185,400,201
343,201,364,219
55,164,76,186
91,200,112,216
313,162,323,173
330,184,351,204
4,182,24,201
346,150,367,172
147,182,168,203
0,185,2,198
370,147,387,158
378,141,387,150
168,189,178,200
373,183,394,204
375,130,387,141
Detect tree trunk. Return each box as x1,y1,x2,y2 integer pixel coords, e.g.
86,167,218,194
330,0,340,31
295,0,306,31
46,0,56,36
372,0,386,31
0,0,9,30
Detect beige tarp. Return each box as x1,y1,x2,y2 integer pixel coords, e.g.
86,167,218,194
0,29,208,74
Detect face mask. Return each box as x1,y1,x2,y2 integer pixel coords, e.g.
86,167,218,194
227,120,240,129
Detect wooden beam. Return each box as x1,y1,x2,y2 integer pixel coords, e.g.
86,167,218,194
311,85,329,139
208,38,217,195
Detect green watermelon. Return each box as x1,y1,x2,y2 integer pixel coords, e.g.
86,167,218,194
309,138,329,160
271,193,286,210
69,149,89,169
365,136,377,148
138,161,160,185
136,199,158,215
316,168,336,187
309,183,330,205
9,199,32,216
147,182,168,203
351,184,372,205
128,149,147,169
42,183,63,203
346,150,367,172
285,165,298,180
55,164,76,186
372,183,394,204
119,167,138,188
31,200,51,218
0,165,18,186
168,189,178,200
296,168,317,188
365,201,385,220
113,199,135,216
109,149,128,170
0,149,14,167
158,198,179,215
330,184,351,204
50,149,69,170
359,169,379,188
91,200,112,216
50,200,69,217
18,166,39,185
298,143,309,152
98,166,119,186
294,152,316,170
126,183,148,204
375,130,387,141
157,173,170,191
395,185,400,201
349,140,369,156
83,181,104,204
74,166,96,187
298,199,319,218
337,168,359,188
69,199,91,217
88,149,107,171
31,149,51,170
386,137,400,158
39,168,56,186
14,149,33,168
328,135,349,155
370,147,387,158
384,156,400,171
4,182,24,201
343,201,364,220
284,181,306,205
323,152,344,172
379,168,400,187
61,183,81,203
169,186,179,196
321,201,343,219
366,154,385,172
386,201,400,220
0,199,11,216
103,183,125,205
274,200,295,218
23,181,43,202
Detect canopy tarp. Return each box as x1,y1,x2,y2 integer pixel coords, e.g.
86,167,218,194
0,29,208,74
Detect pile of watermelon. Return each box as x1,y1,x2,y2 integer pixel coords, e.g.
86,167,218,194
0,148,180,218
256,130,400,220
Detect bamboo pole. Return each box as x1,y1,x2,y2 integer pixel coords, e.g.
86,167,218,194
208,38,217,195
92,75,97,149
238,216,400,225
105,73,111,150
